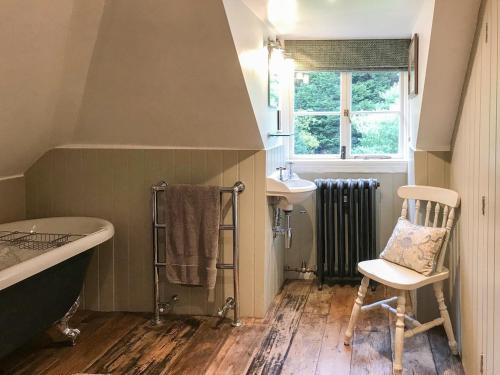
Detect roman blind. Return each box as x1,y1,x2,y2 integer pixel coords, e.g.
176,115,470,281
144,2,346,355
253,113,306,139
285,39,410,71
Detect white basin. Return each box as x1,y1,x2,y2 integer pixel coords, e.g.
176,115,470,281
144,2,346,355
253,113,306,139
266,172,316,210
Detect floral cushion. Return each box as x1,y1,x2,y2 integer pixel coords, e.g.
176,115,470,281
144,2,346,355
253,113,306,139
380,218,447,276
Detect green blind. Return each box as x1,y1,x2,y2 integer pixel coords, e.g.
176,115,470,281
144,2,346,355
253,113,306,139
285,39,410,71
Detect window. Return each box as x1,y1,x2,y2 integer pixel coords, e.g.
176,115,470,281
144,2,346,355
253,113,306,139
291,71,404,159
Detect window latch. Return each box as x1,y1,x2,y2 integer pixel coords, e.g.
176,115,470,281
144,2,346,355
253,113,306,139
343,109,351,124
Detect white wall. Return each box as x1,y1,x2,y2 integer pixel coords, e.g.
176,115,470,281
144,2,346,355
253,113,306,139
408,0,435,150
0,0,104,177
408,0,480,152
0,0,274,178
416,0,480,151
73,0,263,150
223,0,281,149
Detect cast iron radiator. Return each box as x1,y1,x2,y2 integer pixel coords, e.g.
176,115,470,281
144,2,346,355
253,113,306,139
315,178,380,286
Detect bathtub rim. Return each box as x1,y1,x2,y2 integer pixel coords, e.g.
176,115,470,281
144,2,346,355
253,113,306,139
0,217,114,291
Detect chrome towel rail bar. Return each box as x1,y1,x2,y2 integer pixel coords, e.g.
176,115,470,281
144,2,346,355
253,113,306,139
151,180,245,327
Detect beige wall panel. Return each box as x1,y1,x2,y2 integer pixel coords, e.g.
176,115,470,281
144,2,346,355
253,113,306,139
74,0,263,150
238,151,256,317
110,150,131,311
25,148,277,318
427,152,449,187
0,177,25,224
255,150,270,317
413,151,428,186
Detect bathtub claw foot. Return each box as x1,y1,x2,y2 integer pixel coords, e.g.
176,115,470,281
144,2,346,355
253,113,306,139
55,296,81,345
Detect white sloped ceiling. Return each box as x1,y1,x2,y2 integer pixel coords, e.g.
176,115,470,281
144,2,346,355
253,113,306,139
0,0,268,178
416,0,481,151
0,0,104,177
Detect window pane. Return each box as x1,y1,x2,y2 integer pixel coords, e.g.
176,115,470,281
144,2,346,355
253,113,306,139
351,72,400,111
351,113,399,154
294,115,340,155
294,71,341,112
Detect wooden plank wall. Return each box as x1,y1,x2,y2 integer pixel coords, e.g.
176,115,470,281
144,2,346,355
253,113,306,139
24,148,273,318
411,150,458,325
0,176,25,224
263,144,286,314
449,0,499,373
284,171,406,279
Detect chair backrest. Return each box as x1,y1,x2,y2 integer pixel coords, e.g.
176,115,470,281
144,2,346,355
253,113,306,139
397,185,461,273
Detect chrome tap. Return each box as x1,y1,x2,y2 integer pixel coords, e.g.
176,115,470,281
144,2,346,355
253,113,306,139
276,166,287,181
286,161,294,180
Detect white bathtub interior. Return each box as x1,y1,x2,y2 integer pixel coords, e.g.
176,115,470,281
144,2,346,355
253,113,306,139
0,217,114,291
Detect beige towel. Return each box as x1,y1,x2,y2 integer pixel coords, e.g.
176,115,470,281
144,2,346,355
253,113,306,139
163,184,220,289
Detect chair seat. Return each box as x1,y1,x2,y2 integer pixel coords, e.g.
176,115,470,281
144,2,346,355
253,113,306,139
358,259,449,290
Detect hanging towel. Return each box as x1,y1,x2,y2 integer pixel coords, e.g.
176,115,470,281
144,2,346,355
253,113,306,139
163,184,220,289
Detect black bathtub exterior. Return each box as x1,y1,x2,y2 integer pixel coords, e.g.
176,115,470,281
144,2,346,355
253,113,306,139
0,249,93,358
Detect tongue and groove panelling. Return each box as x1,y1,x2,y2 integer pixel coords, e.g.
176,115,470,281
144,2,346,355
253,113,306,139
25,148,274,318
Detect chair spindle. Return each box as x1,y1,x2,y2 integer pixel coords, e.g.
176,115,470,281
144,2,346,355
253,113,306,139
436,207,455,272
433,203,441,228
401,199,408,219
414,200,420,224
441,206,449,228
424,201,432,226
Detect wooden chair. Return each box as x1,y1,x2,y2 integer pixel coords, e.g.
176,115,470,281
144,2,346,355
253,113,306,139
343,185,460,375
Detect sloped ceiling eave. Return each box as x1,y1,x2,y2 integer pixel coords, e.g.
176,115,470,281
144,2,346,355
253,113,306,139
416,0,481,151
0,0,265,178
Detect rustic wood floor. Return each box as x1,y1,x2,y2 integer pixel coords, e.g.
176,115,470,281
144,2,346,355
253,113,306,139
0,280,464,375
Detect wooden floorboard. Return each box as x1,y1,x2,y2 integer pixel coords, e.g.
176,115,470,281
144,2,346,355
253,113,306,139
350,308,393,375
280,312,327,375
246,280,312,375
388,314,438,375
205,323,267,375
85,316,201,374
165,318,234,375
428,327,465,375
0,281,464,375
0,311,145,375
315,286,356,375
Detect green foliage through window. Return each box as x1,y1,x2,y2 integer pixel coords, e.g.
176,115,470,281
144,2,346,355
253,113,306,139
295,72,341,112
294,115,340,155
293,71,401,156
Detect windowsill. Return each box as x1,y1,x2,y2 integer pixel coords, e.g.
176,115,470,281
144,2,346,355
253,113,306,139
290,158,408,173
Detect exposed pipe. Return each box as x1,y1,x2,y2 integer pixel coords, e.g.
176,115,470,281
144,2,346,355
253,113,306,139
285,260,316,274
284,210,292,249
272,204,293,249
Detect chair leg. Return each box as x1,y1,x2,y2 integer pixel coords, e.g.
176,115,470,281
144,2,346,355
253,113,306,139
393,291,406,375
433,281,458,355
344,276,369,345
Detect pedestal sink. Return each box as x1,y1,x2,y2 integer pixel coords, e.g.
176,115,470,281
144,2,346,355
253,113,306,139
266,171,317,211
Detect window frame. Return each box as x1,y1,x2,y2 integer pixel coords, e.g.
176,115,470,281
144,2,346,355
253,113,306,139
288,71,406,161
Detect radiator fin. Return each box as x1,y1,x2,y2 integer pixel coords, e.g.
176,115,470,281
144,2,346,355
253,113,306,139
315,178,379,285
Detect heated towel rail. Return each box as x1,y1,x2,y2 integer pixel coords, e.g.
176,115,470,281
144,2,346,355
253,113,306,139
151,181,245,327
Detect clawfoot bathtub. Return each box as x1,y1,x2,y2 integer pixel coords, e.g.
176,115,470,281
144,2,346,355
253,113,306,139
0,217,114,358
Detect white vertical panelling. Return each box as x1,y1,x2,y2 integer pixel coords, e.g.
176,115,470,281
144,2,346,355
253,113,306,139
450,1,500,373
494,0,500,372
487,1,498,373
479,3,490,369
